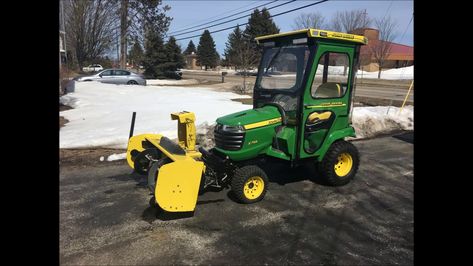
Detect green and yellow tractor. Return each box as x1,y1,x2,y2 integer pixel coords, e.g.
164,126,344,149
126,29,367,212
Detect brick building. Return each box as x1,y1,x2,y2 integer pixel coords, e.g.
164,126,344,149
350,28,413,72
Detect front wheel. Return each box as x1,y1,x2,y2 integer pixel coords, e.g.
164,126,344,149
319,140,360,186
231,165,269,204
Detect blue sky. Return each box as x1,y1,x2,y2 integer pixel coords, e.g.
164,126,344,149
162,0,414,57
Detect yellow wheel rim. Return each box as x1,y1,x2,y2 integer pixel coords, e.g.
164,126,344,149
243,176,265,200
334,152,353,177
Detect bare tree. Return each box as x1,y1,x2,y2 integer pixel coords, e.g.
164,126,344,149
119,0,129,69
65,0,117,69
236,39,260,93
329,9,371,33
370,16,397,79
112,0,172,69
292,12,326,30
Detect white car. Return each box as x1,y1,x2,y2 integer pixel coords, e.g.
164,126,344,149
82,64,104,72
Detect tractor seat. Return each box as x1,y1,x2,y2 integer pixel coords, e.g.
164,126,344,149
313,82,343,98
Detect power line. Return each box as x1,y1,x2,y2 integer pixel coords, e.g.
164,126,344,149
382,0,394,20
168,0,277,35
168,0,296,38
175,0,330,41
398,13,413,44
169,1,261,32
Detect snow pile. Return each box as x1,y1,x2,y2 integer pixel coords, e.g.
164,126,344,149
357,66,413,80
352,105,414,138
107,153,127,161
196,122,216,150
146,79,199,86
59,81,250,149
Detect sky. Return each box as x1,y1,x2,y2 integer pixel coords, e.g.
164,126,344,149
162,0,414,57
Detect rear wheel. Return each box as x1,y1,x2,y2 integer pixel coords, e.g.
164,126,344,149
127,80,138,85
231,165,269,204
319,140,359,186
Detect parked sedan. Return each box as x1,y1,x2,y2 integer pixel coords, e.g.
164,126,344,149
75,69,147,86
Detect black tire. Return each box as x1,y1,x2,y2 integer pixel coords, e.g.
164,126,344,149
231,165,269,204
127,80,138,85
147,157,172,193
133,149,160,175
319,140,359,186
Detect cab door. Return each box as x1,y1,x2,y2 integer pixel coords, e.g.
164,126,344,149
298,42,355,159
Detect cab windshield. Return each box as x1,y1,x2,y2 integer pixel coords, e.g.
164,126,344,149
255,44,311,92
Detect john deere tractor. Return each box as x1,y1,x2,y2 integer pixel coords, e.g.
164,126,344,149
126,29,367,212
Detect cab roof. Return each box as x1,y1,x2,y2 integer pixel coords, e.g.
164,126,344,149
255,28,368,45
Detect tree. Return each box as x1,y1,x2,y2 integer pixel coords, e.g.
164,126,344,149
128,41,144,69
292,12,326,30
197,30,219,70
224,25,244,69
64,0,116,69
243,8,279,66
183,40,197,55
143,31,167,78
164,36,186,71
370,16,397,79
329,9,371,33
118,0,172,68
224,25,260,92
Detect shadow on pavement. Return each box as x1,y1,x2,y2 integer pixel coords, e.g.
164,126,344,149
392,131,414,144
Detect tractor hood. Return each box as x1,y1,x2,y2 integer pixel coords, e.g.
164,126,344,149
216,105,281,129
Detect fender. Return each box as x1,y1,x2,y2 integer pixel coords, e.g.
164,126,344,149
316,126,356,162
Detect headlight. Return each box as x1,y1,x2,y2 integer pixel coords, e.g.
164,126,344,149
219,124,245,132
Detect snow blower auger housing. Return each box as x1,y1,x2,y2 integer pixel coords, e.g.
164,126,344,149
127,28,367,213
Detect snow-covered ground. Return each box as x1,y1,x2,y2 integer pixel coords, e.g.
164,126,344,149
317,65,413,80
357,66,413,80
146,79,199,86
60,81,250,149
181,65,413,80
60,81,413,150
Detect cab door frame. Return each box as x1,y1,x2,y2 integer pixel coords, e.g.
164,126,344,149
296,41,356,160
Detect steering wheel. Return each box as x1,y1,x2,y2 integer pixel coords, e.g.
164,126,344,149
262,102,287,126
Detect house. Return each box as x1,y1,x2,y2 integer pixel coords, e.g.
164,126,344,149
349,28,413,72
185,52,199,70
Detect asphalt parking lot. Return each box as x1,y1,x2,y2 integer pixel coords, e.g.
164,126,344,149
60,132,413,265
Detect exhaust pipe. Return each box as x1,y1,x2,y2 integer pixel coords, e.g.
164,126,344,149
129,112,136,139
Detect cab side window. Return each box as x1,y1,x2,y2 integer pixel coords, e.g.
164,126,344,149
311,52,350,98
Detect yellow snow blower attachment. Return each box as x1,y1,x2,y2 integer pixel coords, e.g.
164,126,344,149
126,111,204,212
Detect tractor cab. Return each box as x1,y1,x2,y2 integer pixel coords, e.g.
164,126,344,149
215,29,367,162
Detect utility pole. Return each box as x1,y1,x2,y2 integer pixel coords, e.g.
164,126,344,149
120,0,129,69
116,28,120,67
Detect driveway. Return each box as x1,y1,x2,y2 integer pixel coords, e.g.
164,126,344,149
60,133,413,265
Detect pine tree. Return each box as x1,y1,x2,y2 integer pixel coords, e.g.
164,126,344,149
243,8,280,64
163,36,185,71
224,25,243,69
244,8,279,41
128,41,144,70
143,31,167,78
183,40,197,55
197,30,219,70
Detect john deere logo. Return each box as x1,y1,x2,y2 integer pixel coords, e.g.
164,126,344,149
248,140,258,145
